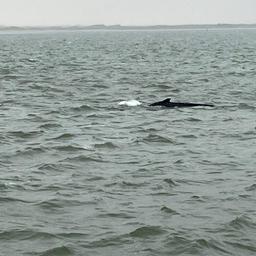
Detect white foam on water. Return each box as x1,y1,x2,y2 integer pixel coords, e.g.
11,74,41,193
118,100,142,107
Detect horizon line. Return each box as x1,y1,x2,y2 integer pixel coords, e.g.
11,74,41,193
1,24,256,32
1,23,256,28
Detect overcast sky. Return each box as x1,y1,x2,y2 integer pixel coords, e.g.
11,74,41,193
0,0,255,26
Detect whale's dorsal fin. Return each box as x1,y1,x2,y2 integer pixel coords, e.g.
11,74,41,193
162,98,171,103
149,98,172,106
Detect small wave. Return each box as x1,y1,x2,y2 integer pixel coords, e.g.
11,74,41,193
0,196,29,203
174,159,184,164
165,235,229,255
2,74,22,80
70,104,94,111
243,130,256,136
238,103,255,110
85,176,106,182
55,232,88,239
7,130,43,139
180,134,197,139
121,181,146,188
245,184,256,191
0,182,8,190
0,229,57,241
104,182,118,188
38,184,63,191
36,199,63,210
199,78,210,82
39,123,62,129
224,241,256,254
185,117,202,122
163,178,177,187
228,215,256,230
190,195,205,202
15,147,46,156
38,245,73,256
97,212,135,219
54,145,87,152
161,206,178,215
80,144,95,151
38,163,76,172
94,141,118,149
86,234,130,248
21,58,37,63
64,154,105,163
36,198,82,210
130,226,166,238
138,134,174,144
227,71,246,77
104,179,145,189
150,192,175,196
104,181,145,189
118,99,141,107
53,133,75,140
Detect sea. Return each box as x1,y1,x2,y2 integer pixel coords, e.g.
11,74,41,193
0,28,256,256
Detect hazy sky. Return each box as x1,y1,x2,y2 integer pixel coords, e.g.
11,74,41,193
0,0,255,26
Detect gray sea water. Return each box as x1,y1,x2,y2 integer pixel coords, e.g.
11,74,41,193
0,29,256,256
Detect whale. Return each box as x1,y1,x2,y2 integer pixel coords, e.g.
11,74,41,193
149,98,214,108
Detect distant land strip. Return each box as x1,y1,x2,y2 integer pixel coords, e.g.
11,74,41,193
1,24,256,31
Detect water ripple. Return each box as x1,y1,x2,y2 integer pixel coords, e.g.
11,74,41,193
129,226,167,238
1,29,256,256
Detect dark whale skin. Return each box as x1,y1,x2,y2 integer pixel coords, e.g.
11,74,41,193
149,98,214,108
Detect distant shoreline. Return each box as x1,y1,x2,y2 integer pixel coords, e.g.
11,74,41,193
1,24,256,31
